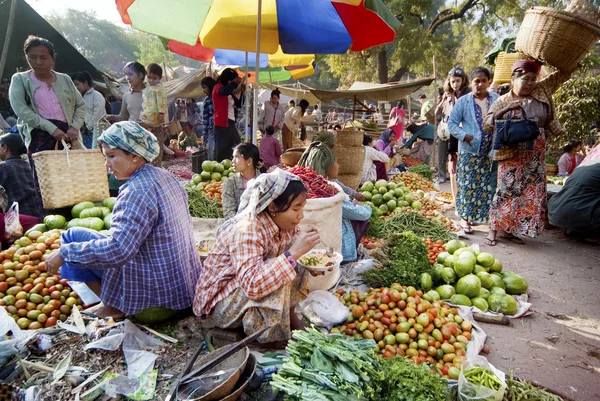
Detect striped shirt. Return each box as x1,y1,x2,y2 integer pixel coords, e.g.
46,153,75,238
60,164,202,314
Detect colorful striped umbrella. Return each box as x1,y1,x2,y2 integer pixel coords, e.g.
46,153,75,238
116,0,401,54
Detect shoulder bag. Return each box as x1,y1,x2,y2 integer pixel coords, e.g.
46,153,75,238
497,108,539,145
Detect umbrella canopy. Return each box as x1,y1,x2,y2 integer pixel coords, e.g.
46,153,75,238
116,0,401,54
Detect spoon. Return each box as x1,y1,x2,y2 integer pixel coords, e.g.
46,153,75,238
326,247,334,257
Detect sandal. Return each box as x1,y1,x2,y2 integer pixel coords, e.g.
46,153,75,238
460,221,474,234
484,237,497,246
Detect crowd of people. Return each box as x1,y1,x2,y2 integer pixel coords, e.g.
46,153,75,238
0,33,598,342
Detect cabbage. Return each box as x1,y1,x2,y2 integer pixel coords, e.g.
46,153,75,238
502,272,529,295
436,285,456,300
455,274,481,298
488,294,518,315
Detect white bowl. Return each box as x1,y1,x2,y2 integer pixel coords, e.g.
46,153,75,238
297,249,343,272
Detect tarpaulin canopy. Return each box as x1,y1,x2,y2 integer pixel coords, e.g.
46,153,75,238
261,82,322,105
309,78,435,103
0,0,101,80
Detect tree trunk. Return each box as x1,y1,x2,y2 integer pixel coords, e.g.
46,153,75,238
377,49,388,84
389,67,409,83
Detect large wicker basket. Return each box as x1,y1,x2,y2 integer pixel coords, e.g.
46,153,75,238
337,174,361,191
32,148,109,209
335,145,365,175
516,6,600,72
336,130,364,147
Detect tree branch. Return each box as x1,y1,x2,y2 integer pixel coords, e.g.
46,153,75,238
428,0,480,34
389,67,409,83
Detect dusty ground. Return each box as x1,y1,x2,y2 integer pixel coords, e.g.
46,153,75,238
441,190,600,401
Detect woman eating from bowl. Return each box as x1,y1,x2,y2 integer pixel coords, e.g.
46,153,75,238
193,169,321,343
222,142,262,220
298,142,372,262
483,59,574,246
45,122,202,320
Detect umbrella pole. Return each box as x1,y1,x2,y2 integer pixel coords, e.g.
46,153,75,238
0,0,17,79
252,0,263,145
245,51,250,142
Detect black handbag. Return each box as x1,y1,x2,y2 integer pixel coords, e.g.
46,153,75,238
498,108,539,145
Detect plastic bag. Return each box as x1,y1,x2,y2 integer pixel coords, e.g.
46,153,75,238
296,291,349,329
458,356,506,401
4,202,22,240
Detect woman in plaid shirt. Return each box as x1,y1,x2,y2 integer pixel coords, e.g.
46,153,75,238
45,122,201,321
193,169,321,343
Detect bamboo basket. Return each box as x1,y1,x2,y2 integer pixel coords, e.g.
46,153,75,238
335,145,365,175
546,163,558,176
516,6,600,72
565,0,600,25
32,148,109,209
336,130,364,147
337,174,362,191
493,51,521,84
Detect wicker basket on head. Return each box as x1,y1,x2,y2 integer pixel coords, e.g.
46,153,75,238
565,0,600,25
32,148,109,209
515,6,600,72
334,145,365,175
337,174,362,191
336,130,364,147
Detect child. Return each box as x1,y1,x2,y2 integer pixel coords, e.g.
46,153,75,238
178,122,198,151
140,63,167,127
259,125,283,171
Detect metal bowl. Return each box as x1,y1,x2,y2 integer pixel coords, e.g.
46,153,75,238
219,353,257,401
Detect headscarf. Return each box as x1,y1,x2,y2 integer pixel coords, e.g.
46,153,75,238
511,59,542,75
378,129,395,143
98,121,160,162
312,131,336,149
237,168,301,217
297,141,336,177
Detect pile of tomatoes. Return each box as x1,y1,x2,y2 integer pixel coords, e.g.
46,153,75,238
198,181,223,203
402,156,423,168
331,285,473,379
424,238,445,265
360,237,383,250
393,172,438,193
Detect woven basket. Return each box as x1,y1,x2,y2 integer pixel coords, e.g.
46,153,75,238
546,163,558,176
336,130,364,147
516,6,600,72
493,52,521,84
565,0,600,25
335,145,365,175
32,148,109,209
337,173,362,190
281,147,306,167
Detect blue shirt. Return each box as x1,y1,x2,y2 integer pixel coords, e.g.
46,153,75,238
60,164,202,315
448,92,499,155
341,200,372,262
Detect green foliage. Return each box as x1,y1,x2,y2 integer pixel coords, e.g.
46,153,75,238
377,357,449,401
133,36,177,69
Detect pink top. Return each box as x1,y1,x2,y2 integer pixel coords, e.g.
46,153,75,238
29,72,67,122
259,135,283,168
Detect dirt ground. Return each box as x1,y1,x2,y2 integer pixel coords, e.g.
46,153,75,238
447,212,600,400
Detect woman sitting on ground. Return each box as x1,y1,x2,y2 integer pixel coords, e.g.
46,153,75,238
361,135,389,184
45,122,202,320
298,142,372,262
557,140,584,176
193,169,321,343
222,143,262,220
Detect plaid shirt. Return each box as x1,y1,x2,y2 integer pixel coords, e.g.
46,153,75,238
193,212,298,316
0,157,41,218
202,97,214,141
60,164,202,315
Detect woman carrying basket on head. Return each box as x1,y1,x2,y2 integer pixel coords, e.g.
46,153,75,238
44,122,201,321
483,59,574,246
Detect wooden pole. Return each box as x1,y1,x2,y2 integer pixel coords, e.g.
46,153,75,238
432,55,438,169
0,0,17,79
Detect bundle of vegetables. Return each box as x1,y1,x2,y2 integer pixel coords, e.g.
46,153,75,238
463,366,503,391
392,171,438,192
432,240,528,314
373,212,456,243
331,286,474,378
401,156,423,168
285,166,339,198
271,327,383,401
377,357,449,401
362,231,431,289
0,230,83,329
504,372,566,401
408,164,434,182
185,187,223,219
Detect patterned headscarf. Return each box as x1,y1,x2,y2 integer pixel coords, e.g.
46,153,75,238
238,168,302,217
98,121,160,162
378,128,394,143
511,59,542,75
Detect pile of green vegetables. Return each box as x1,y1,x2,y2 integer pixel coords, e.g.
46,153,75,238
370,212,456,243
186,188,223,219
504,372,566,401
271,328,448,401
362,231,431,288
409,164,434,182
271,328,383,401
463,366,503,391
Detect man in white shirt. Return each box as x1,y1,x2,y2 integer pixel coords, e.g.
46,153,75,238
72,71,105,149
